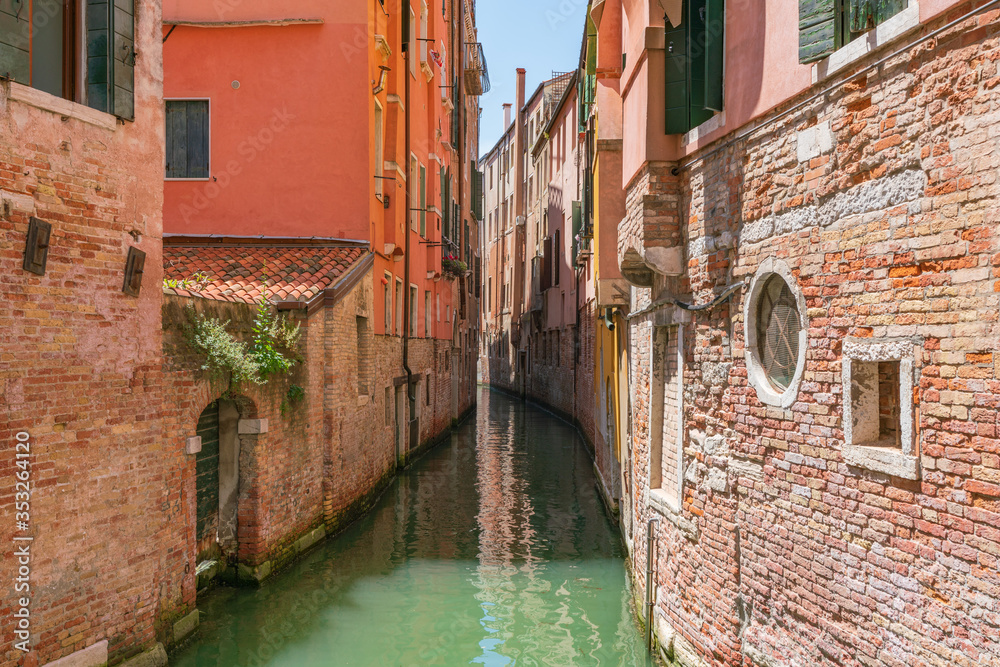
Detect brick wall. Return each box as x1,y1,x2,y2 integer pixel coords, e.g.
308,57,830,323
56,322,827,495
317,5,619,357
626,6,1000,666
0,0,172,663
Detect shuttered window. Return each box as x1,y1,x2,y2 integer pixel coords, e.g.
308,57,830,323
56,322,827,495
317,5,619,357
0,0,134,119
165,100,210,179
663,0,724,135
799,0,907,63
419,164,426,237
541,236,552,291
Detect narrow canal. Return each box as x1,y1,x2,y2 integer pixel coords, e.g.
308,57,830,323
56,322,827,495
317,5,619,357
173,388,646,666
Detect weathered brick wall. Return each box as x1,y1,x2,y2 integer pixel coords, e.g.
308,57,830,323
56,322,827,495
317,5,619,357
161,295,323,573
0,1,172,663
619,162,683,276
627,7,1000,666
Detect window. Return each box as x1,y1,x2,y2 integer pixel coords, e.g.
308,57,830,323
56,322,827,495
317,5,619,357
842,338,918,479
649,325,683,512
385,386,392,426
554,229,560,286
165,100,210,180
408,8,416,76
420,163,427,237
374,100,384,197
0,0,135,119
744,259,807,408
663,0,724,134
409,155,419,232
799,0,907,63
357,317,372,395
756,276,801,392
384,272,393,334
409,285,418,337
419,2,428,64
395,278,403,336
424,291,431,338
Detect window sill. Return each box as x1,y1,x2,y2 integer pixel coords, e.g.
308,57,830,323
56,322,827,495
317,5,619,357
843,443,920,480
166,177,212,182
812,2,921,83
648,488,699,540
6,82,118,132
681,111,725,148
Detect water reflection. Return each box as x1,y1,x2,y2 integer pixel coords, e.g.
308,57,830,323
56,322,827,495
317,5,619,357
173,388,645,666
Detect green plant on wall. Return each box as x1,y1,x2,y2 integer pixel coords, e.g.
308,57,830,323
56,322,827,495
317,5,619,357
281,384,306,416
184,297,302,389
164,272,211,292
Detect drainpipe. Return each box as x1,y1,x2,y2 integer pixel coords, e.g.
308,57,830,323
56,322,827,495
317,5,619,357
457,0,465,402
402,1,414,449
645,516,660,655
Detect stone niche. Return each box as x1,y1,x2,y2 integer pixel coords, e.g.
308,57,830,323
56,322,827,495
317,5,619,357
841,337,919,480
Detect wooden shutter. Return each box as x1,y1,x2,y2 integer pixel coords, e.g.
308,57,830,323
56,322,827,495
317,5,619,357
471,168,483,221
849,0,906,36
441,168,449,238
571,201,582,264
664,9,689,135
0,0,29,82
87,0,135,120
166,101,209,178
799,0,836,63
687,0,713,130
419,164,426,237
704,0,725,112
541,237,552,291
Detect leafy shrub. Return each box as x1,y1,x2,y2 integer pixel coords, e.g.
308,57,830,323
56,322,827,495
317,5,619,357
185,300,302,388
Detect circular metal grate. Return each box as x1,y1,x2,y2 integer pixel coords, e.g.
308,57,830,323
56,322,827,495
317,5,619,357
756,276,800,391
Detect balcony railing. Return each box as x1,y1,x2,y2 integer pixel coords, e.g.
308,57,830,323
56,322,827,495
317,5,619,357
464,42,490,96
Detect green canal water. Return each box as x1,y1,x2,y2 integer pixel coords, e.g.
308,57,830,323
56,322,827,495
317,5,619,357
173,388,647,666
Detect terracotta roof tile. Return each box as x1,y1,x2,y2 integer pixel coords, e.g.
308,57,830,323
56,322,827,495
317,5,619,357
163,244,369,305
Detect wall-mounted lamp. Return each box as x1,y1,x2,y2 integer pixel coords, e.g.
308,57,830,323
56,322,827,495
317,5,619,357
373,66,391,95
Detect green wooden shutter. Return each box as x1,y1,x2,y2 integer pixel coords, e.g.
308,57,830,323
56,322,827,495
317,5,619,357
799,0,836,63
471,168,483,221
849,0,906,37
87,0,134,120
87,0,112,113
571,201,582,264
704,0,725,112
419,165,426,237
0,0,28,82
664,14,688,135
113,0,136,120
687,0,713,130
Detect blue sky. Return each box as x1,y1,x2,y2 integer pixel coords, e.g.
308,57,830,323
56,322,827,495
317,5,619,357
475,0,590,155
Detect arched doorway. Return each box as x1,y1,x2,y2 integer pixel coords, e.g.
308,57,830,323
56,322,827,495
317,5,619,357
194,398,240,562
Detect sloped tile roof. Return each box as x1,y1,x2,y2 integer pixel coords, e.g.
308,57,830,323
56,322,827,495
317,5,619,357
163,242,369,304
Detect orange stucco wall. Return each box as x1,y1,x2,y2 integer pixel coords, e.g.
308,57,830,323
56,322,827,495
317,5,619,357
162,1,369,240
162,0,477,342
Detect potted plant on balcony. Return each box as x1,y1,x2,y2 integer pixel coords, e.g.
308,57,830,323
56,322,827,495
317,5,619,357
441,255,468,280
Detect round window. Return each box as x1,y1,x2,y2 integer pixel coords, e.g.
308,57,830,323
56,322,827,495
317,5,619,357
755,275,801,391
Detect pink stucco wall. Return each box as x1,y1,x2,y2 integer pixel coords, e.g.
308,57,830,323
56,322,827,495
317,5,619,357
616,0,967,186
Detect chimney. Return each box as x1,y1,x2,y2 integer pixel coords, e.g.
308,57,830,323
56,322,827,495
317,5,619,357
503,103,512,131
516,68,526,119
